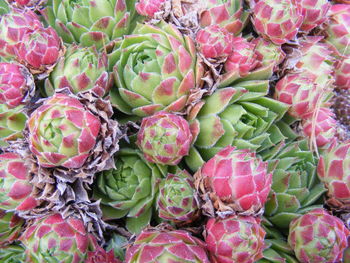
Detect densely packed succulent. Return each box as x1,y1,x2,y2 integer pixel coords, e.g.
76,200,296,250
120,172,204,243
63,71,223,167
0,62,35,108
264,140,326,229
317,140,350,207
251,0,303,44
20,213,91,263
0,8,42,60
45,44,109,97
157,170,199,224
27,93,101,168
288,209,350,263
205,215,266,263
195,146,272,217
136,111,193,165
93,149,166,233
186,80,288,171
109,21,203,117
2,0,350,262
125,226,210,262
42,0,135,49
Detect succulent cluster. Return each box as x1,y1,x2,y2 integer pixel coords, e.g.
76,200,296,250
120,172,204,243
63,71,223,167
1,0,350,262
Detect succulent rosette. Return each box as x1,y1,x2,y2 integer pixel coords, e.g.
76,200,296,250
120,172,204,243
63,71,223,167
136,111,193,165
196,25,234,60
0,62,35,108
194,146,272,217
0,8,43,60
20,213,91,263
249,37,285,80
185,80,289,172
326,4,350,56
205,215,265,263
0,105,27,146
42,0,134,49
0,153,38,212
199,0,249,35
300,0,330,32
302,107,337,148
135,0,165,17
125,226,210,263
93,149,168,233
15,26,65,76
295,36,334,85
157,170,199,224
251,0,303,45
0,210,24,246
317,140,350,207
109,21,203,117
264,140,326,229
288,208,350,263
6,0,47,10
45,44,110,97
274,73,326,120
27,93,101,168
335,55,350,88
222,37,258,83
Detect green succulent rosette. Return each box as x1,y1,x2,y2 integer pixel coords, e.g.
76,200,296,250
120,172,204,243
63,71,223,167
0,104,27,146
109,21,203,117
0,244,26,263
185,80,289,172
45,44,110,97
93,148,172,234
263,140,326,229
42,0,136,49
157,170,199,224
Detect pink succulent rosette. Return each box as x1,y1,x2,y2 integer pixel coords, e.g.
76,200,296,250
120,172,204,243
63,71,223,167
27,93,101,169
288,209,350,263
300,0,330,32
0,8,43,60
302,107,337,148
0,62,35,108
135,0,166,17
194,146,272,216
15,26,65,76
199,0,249,35
20,213,91,262
274,73,324,120
0,153,38,212
137,111,193,165
251,0,303,45
125,227,210,262
326,4,350,56
196,25,233,60
205,215,265,263
223,37,259,80
317,140,350,207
